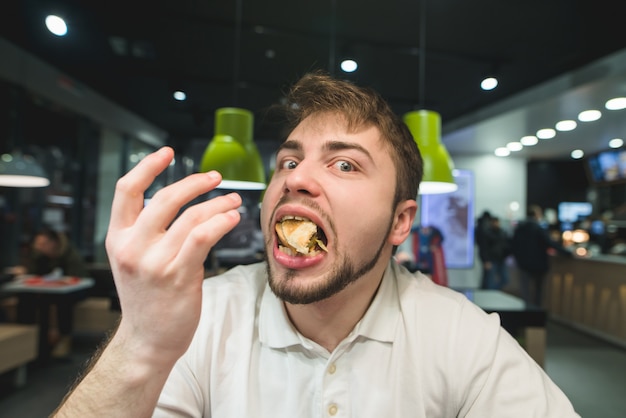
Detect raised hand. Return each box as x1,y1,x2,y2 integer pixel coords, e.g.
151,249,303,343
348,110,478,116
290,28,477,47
106,146,242,364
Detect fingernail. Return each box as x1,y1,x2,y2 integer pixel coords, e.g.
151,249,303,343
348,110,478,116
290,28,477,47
227,192,241,202
206,170,221,180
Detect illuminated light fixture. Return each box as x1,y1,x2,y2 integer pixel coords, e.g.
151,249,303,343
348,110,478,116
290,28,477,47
520,135,538,146
340,59,358,73
45,15,67,36
404,110,457,194
480,77,498,91
609,138,624,148
536,128,556,139
173,90,186,101
605,97,626,110
577,109,601,122
200,108,266,190
555,120,577,131
0,152,50,188
403,0,455,195
494,147,510,157
506,141,523,152
570,149,584,159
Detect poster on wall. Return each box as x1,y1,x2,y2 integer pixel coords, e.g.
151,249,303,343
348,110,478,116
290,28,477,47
420,169,475,269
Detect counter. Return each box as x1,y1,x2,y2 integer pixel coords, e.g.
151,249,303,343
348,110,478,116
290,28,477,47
546,255,626,348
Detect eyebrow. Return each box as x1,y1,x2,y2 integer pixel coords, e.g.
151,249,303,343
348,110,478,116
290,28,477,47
278,139,375,164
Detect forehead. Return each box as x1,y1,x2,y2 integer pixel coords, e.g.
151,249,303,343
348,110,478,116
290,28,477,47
284,112,383,148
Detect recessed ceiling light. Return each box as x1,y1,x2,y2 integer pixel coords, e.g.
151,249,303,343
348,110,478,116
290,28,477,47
605,97,626,110
537,128,556,139
578,109,602,122
609,138,624,148
506,142,523,151
555,120,577,131
494,147,510,157
520,135,538,146
340,59,358,73
173,90,187,101
480,77,498,91
45,15,67,36
571,149,584,159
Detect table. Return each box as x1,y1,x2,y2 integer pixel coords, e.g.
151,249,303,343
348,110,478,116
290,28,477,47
1,276,94,363
456,289,547,367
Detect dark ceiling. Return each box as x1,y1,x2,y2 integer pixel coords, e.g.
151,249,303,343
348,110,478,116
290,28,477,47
2,0,626,148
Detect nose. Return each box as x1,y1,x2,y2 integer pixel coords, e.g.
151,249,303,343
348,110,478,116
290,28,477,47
282,159,322,197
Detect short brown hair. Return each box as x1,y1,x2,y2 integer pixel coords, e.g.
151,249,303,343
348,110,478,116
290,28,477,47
280,71,423,206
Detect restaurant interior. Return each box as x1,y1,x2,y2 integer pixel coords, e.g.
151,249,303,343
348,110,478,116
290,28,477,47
1,0,626,416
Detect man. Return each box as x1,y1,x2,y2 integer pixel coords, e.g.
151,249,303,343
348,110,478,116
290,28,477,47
512,205,572,307
53,73,578,417
480,216,512,290
13,227,88,358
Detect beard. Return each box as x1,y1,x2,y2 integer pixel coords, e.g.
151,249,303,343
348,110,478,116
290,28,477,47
266,220,392,305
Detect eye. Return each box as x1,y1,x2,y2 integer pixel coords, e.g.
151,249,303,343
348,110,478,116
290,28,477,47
281,159,298,170
335,160,354,172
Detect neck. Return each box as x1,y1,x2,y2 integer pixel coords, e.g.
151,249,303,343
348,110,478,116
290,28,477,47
284,262,387,353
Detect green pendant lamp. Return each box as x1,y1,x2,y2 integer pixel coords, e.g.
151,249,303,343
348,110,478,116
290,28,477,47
200,107,266,190
404,110,457,194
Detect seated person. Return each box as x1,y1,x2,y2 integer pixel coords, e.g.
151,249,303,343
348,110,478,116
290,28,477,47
12,226,88,357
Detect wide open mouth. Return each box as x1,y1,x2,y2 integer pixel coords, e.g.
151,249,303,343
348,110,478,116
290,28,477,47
275,215,328,256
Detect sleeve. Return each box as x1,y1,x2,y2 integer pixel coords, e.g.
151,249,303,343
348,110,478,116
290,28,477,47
454,302,580,417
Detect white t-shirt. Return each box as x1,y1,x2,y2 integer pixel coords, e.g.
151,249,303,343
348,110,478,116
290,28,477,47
154,261,579,417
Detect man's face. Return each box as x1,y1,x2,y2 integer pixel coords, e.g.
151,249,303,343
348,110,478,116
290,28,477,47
33,235,57,257
260,112,401,304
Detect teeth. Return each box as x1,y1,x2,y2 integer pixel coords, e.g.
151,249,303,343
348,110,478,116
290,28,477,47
280,215,309,222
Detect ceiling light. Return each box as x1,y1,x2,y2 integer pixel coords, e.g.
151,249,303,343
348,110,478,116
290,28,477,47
555,120,577,131
577,109,602,122
506,142,523,151
173,90,186,101
404,110,457,194
536,128,556,139
605,97,626,110
200,108,266,190
570,149,584,159
480,77,498,91
340,59,358,73
520,135,538,146
0,153,50,187
609,138,624,148
45,15,68,36
494,147,510,157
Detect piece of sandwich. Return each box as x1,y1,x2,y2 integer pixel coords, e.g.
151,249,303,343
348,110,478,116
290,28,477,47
275,216,328,255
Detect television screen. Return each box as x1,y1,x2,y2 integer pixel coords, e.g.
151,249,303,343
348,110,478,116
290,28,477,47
586,149,626,184
558,201,592,223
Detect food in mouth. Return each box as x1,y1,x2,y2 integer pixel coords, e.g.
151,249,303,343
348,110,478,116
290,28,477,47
275,216,328,256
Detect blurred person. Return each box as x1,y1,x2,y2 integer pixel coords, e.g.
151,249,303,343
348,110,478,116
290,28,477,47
12,226,88,357
511,205,572,307
480,216,511,290
52,73,578,417
474,210,493,288
396,224,448,286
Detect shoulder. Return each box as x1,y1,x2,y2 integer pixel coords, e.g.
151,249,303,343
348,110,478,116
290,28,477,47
201,262,267,305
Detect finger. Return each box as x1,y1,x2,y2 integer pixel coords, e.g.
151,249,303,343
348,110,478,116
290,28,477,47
160,192,242,251
136,170,224,234
109,147,175,231
174,209,242,270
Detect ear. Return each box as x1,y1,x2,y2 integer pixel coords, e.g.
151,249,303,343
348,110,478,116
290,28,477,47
388,199,418,246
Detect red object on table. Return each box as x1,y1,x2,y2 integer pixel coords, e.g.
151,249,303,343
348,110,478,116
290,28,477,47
22,276,80,287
